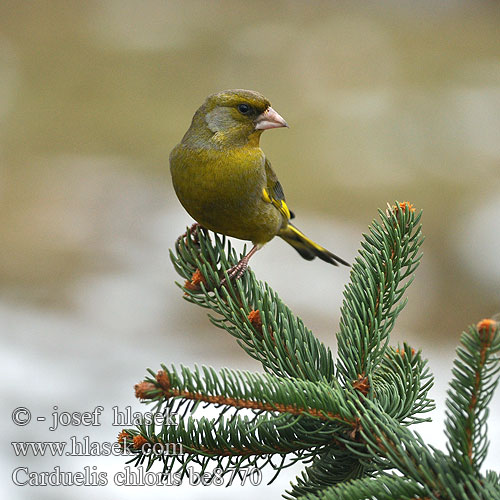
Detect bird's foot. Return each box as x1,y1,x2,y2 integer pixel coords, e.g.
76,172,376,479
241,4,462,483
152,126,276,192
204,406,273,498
220,257,250,288
177,222,201,245
219,244,261,288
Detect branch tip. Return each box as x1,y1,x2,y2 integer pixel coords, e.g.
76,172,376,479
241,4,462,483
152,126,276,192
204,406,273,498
135,381,157,400
476,318,498,343
395,347,415,359
156,370,171,393
117,430,131,446
392,201,416,213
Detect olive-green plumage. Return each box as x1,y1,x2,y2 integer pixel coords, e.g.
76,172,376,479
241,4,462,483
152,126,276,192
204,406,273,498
170,89,348,268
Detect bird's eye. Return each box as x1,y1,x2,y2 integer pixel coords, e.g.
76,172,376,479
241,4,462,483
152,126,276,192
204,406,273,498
237,103,251,115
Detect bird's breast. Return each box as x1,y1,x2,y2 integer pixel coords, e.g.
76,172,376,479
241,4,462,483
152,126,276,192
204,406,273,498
170,145,282,243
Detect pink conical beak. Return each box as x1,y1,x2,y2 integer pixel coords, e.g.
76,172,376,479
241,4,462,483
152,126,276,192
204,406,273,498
255,107,288,130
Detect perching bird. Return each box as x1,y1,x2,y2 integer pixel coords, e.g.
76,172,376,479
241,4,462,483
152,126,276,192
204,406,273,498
170,89,348,280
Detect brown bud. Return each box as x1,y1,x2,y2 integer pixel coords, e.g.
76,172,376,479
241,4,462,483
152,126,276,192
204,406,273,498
476,318,497,342
184,268,206,291
156,370,171,392
134,381,157,400
117,430,130,446
248,309,263,334
133,435,148,449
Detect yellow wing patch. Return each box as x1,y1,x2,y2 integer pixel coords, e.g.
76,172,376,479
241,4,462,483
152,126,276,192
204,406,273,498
262,187,291,220
262,187,272,204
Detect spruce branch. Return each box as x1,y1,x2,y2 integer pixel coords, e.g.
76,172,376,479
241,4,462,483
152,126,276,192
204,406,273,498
121,412,343,476
285,449,367,499
445,319,500,473
290,474,428,500
136,365,356,426
336,202,423,388
121,201,500,499
374,344,434,425
171,228,336,382
299,394,498,500
289,323,500,500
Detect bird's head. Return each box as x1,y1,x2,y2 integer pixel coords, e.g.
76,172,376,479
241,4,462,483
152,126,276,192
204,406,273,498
183,89,288,149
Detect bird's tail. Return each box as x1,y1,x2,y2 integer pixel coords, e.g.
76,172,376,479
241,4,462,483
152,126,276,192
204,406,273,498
279,223,349,267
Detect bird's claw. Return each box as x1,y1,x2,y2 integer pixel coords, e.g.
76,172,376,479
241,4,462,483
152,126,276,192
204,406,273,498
177,223,201,246
219,260,249,288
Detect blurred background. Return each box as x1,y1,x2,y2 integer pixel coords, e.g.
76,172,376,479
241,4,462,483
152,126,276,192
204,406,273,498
1,1,499,498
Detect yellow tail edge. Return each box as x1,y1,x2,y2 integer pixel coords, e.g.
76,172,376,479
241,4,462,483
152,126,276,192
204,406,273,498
279,223,349,267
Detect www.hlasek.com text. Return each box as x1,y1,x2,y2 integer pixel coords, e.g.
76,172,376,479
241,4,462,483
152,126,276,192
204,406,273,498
12,437,183,458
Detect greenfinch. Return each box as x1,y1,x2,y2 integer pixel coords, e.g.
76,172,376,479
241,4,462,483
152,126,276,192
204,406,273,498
170,89,348,279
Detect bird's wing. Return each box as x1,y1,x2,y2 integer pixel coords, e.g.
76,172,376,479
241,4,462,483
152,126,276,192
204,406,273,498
262,158,295,220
